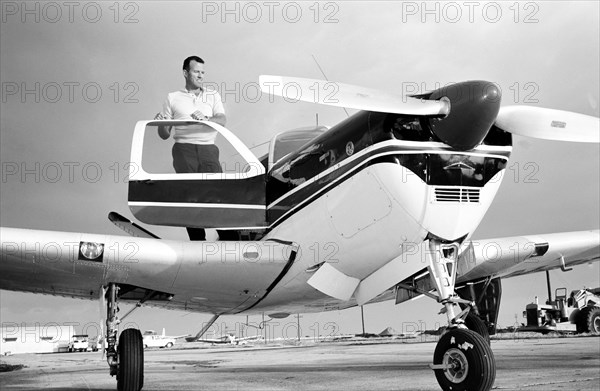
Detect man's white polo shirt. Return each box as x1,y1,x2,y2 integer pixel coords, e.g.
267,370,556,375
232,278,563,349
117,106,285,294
161,88,225,144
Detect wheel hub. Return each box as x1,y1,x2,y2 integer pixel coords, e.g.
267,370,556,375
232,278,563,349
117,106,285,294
442,348,469,383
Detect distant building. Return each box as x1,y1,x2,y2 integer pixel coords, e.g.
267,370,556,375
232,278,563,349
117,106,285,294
1,323,74,355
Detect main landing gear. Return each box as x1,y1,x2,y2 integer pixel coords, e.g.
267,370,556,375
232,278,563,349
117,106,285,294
425,239,496,391
104,283,144,391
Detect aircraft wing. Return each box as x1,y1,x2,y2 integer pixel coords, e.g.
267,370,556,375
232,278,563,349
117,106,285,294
168,334,191,339
456,230,600,283
192,334,262,344
192,337,233,344
0,227,297,315
371,230,600,308
356,230,599,306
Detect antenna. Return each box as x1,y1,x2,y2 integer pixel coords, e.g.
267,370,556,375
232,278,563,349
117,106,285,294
311,54,350,118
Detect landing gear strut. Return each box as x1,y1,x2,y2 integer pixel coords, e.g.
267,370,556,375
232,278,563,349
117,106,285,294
105,283,144,391
425,239,496,391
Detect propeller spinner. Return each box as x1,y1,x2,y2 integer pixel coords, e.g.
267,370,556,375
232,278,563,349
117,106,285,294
426,81,502,150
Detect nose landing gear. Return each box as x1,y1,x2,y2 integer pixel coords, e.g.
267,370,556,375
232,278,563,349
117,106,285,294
431,328,495,391
426,239,496,391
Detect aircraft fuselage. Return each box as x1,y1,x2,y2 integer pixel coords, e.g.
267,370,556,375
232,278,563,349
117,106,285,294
256,110,512,312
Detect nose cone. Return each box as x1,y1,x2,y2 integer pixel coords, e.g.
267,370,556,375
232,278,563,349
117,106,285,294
428,81,502,151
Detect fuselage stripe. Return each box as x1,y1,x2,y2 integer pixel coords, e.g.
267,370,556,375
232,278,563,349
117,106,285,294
265,143,510,229
268,141,510,208
129,202,265,210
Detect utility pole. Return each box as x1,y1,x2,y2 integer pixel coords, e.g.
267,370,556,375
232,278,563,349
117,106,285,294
361,306,366,336
262,312,266,344
243,315,247,339
295,314,303,341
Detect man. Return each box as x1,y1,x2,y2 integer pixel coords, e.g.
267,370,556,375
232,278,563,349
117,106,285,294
155,55,227,173
155,56,227,240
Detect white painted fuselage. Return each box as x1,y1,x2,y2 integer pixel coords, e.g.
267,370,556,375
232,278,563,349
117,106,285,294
257,140,511,313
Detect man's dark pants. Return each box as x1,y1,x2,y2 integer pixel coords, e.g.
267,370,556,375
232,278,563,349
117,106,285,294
172,143,221,241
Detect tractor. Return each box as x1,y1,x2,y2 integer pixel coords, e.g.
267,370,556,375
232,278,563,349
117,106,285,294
520,286,600,334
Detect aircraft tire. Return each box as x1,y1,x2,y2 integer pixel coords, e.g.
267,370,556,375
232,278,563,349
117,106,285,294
165,342,173,348
433,328,495,391
577,307,600,335
117,329,144,391
464,312,490,345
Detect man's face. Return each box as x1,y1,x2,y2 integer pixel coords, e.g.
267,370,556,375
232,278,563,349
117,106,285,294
184,60,205,89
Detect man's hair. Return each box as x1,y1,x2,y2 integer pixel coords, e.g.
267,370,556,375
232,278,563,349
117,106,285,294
183,56,204,71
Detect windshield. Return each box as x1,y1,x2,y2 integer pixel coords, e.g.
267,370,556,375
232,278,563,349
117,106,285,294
269,127,327,169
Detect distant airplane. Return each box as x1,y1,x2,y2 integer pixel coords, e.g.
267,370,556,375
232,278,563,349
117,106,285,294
1,75,599,391
187,332,263,345
377,327,421,339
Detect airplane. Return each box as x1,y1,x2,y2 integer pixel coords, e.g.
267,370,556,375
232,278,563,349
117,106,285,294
1,75,599,391
187,332,263,345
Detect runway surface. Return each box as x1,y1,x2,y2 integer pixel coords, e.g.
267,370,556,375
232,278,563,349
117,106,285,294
1,335,599,390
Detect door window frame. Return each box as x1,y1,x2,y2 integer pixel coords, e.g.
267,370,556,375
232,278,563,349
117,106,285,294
129,120,265,181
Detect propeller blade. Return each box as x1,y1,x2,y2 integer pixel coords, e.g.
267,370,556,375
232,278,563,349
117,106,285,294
259,75,449,116
495,105,600,143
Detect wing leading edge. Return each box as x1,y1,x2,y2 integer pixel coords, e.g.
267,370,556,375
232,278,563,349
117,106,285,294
0,227,297,315
363,230,599,307
456,230,600,283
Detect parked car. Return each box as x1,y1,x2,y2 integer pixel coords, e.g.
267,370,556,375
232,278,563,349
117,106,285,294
68,335,90,352
142,331,175,348
88,336,105,352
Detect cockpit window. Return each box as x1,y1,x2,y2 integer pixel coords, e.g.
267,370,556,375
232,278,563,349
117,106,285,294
429,154,506,186
269,126,328,170
385,115,436,142
384,115,512,146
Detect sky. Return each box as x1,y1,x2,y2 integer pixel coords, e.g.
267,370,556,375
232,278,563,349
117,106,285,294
1,1,599,340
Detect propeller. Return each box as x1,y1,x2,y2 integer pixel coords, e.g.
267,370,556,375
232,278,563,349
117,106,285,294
260,75,600,149
495,106,600,143
259,75,449,116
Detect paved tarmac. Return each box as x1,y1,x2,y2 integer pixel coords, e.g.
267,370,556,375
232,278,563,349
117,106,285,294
1,335,599,390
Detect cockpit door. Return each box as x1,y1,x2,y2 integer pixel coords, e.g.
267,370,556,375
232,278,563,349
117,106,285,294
128,120,266,229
